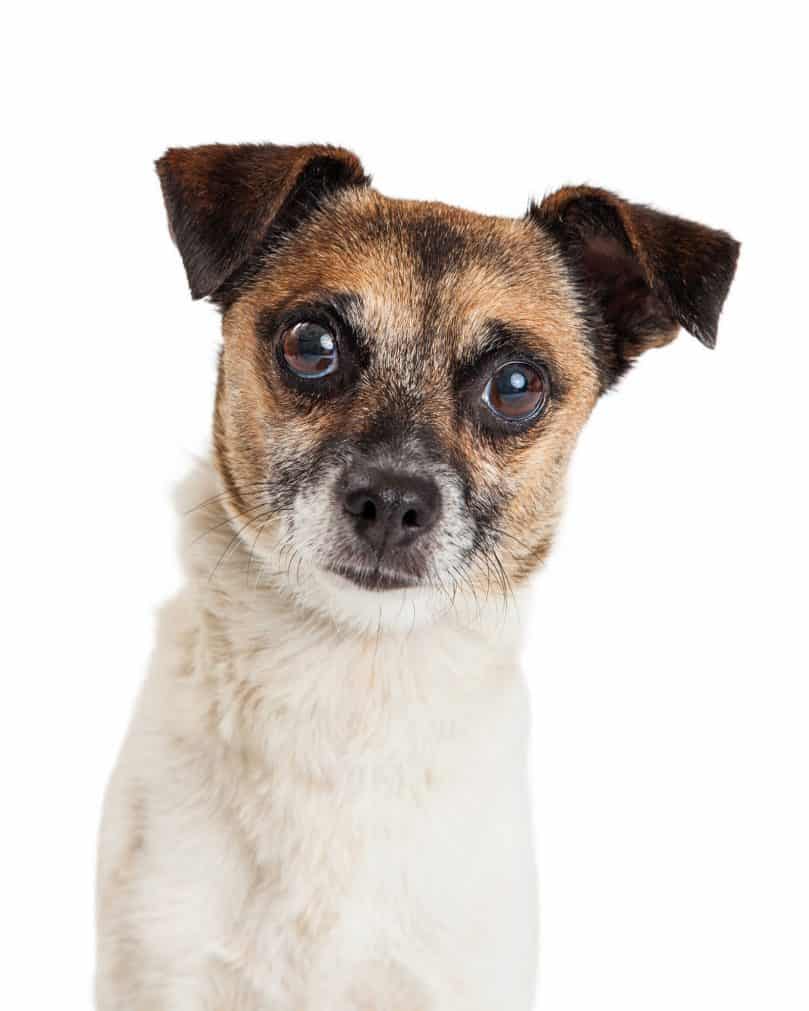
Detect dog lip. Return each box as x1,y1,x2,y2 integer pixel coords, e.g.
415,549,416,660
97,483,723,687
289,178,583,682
326,563,421,592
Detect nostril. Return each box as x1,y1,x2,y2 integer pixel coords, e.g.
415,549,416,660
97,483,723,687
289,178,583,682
344,488,380,524
401,508,420,529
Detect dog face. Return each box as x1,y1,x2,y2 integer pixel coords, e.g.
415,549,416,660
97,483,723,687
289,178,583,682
158,144,738,631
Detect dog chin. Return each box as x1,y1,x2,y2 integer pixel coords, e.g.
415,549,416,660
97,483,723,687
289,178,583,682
325,562,421,593
297,564,449,634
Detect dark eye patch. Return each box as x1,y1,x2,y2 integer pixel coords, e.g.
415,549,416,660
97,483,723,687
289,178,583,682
454,320,566,437
255,292,368,396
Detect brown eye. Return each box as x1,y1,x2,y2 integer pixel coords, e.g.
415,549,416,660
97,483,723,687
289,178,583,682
281,321,339,378
482,362,547,422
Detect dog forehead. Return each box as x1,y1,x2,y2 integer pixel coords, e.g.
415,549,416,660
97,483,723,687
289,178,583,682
245,187,583,367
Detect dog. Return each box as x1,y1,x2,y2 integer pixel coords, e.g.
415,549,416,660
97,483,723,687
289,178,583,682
95,142,739,1010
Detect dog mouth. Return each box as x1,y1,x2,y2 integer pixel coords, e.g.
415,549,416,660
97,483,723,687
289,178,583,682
325,562,422,592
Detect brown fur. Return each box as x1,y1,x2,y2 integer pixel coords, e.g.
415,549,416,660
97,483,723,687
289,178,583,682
157,143,739,596
213,188,598,588
534,186,740,385
157,143,368,299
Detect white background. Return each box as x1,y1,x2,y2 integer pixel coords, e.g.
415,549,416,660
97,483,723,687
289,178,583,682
3,3,807,1008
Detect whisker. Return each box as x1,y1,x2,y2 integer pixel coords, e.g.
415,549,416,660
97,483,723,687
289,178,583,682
246,510,279,587
208,512,267,585
191,501,271,548
184,482,270,516
489,546,518,622
489,525,536,556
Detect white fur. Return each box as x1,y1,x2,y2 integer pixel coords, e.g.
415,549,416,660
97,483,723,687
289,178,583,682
96,462,538,1010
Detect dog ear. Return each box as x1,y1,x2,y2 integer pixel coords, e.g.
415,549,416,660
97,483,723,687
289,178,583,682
531,187,739,385
155,143,369,301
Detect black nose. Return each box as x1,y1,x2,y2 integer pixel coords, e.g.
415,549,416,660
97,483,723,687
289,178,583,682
343,468,441,549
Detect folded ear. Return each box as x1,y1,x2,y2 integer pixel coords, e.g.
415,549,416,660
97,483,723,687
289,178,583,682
155,142,369,301
531,187,739,386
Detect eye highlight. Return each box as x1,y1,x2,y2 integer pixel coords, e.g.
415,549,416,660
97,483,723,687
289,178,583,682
281,321,339,378
482,362,548,422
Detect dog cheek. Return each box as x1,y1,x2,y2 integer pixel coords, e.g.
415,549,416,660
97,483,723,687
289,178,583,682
288,474,333,560
422,467,477,575
216,349,325,519
503,449,570,580
466,438,564,585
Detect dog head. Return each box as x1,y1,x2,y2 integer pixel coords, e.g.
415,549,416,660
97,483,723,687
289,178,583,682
157,143,738,631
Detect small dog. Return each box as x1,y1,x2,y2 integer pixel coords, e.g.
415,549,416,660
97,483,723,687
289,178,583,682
96,143,738,1010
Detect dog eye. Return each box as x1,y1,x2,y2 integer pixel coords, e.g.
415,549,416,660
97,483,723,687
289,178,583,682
281,322,339,378
482,362,547,422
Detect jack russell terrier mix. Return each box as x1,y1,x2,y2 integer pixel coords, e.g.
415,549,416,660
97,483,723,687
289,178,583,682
96,143,739,1010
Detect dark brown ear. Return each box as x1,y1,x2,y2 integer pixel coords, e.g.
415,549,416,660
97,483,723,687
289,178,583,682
155,142,369,301
531,187,740,387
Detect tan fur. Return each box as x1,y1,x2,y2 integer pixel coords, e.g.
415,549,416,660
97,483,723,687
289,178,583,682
98,144,738,1010
216,188,600,592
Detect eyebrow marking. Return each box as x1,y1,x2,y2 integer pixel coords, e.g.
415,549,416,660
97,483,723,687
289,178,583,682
256,291,365,344
455,320,569,400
